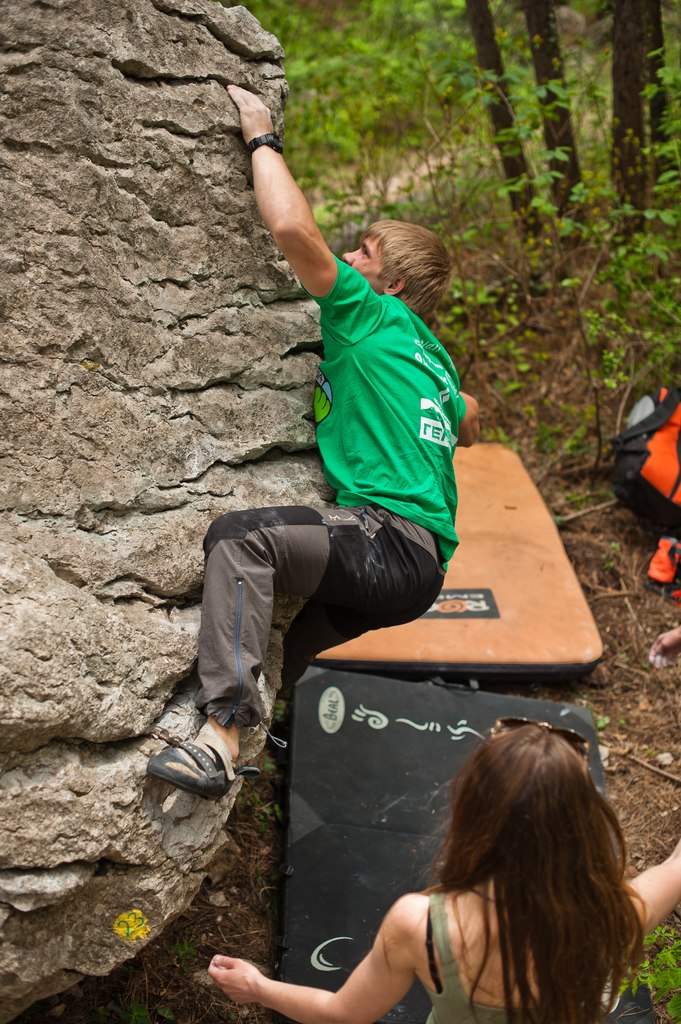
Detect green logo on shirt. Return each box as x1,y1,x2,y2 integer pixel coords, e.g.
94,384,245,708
314,370,333,423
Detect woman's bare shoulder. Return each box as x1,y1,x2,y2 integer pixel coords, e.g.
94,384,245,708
380,893,430,970
390,892,430,921
382,893,430,943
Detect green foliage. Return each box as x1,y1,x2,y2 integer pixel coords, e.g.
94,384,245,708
244,0,474,205
171,937,199,974
241,785,284,834
239,0,681,466
626,926,681,1023
94,1002,175,1024
601,540,620,572
94,1000,176,1023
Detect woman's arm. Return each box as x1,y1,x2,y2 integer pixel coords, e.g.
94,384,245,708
649,625,681,668
208,896,423,1024
630,838,681,932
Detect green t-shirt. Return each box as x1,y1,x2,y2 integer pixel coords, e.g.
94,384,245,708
312,257,466,566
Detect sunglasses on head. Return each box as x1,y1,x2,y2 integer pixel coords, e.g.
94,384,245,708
490,716,590,758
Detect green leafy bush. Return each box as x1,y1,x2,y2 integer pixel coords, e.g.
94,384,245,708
626,926,681,1024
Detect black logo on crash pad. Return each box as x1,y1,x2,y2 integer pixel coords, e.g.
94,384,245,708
425,589,499,619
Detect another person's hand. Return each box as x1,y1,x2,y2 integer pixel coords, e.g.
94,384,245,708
649,625,681,668
208,954,265,1003
227,84,275,146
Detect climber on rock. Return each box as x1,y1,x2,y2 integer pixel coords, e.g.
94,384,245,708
147,84,480,800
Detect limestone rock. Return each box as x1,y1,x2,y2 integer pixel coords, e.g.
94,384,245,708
0,0,326,1017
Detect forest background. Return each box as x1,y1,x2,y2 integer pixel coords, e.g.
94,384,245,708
20,1,681,1022
245,0,681,449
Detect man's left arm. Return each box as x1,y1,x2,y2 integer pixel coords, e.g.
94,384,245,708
457,392,480,447
227,85,337,299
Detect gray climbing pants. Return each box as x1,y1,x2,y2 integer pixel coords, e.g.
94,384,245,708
195,504,444,728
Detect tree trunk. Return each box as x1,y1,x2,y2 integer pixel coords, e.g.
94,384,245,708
611,0,647,218
521,0,581,212
645,0,669,180
464,0,537,232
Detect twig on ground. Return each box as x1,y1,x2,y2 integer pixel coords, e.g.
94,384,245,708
556,498,619,524
625,752,681,786
624,596,647,636
613,660,650,680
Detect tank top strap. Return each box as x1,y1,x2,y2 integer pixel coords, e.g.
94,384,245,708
426,892,509,1024
428,892,457,973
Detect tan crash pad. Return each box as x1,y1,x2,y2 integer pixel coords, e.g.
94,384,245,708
316,443,603,680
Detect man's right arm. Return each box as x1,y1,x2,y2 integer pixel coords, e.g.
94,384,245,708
227,85,337,299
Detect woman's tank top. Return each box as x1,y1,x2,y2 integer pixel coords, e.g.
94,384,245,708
425,892,509,1024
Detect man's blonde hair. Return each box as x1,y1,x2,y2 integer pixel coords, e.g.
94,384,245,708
363,220,452,319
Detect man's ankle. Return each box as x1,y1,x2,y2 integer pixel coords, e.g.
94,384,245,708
206,716,240,761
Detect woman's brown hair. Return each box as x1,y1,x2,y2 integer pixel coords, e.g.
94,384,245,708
434,723,644,1024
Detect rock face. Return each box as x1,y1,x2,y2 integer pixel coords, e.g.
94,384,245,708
0,1,327,1017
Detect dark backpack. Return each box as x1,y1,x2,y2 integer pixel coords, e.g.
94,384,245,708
612,386,681,531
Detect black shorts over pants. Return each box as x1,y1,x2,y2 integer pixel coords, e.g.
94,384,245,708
195,504,444,729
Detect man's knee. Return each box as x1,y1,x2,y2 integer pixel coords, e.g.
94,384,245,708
203,508,281,558
204,511,243,558
204,506,326,559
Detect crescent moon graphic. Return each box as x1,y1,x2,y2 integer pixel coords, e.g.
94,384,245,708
310,936,353,972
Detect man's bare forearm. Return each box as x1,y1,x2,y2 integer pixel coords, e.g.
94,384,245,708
227,85,336,296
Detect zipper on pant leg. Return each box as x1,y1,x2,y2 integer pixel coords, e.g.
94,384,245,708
231,578,244,719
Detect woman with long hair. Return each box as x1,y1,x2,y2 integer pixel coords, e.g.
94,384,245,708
208,718,681,1024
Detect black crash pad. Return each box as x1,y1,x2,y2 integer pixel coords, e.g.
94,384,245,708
277,668,651,1024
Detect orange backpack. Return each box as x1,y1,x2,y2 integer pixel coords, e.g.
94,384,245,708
612,386,681,531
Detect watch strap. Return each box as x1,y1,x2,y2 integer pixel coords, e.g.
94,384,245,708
246,133,284,155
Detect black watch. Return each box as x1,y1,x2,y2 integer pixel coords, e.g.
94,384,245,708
246,133,284,155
